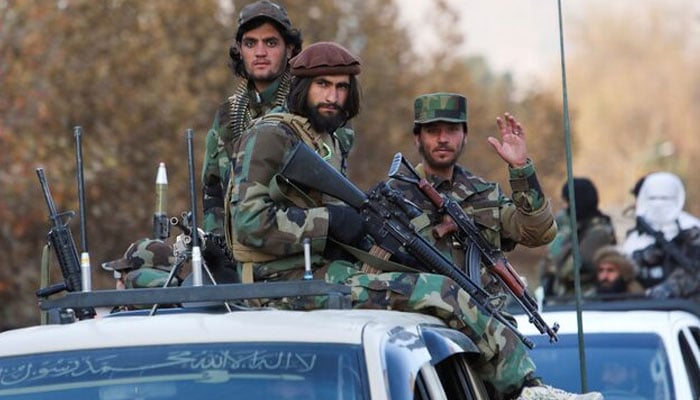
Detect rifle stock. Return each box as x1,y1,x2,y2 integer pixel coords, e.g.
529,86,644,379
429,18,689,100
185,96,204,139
388,152,559,342
281,142,368,209
280,142,535,348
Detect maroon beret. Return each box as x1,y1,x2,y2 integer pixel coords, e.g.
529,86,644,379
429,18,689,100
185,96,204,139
289,42,361,77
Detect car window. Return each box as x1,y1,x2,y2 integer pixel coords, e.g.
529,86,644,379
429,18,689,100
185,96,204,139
434,353,486,400
527,333,675,400
679,329,700,399
414,369,432,400
0,342,368,400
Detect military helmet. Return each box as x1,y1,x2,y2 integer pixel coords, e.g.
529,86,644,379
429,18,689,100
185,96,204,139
102,238,174,273
413,92,468,125
237,0,292,37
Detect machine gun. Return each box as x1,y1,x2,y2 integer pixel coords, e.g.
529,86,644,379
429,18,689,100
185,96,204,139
388,153,559,342
35,168,95,320
279,142,537,348
635,215,700,272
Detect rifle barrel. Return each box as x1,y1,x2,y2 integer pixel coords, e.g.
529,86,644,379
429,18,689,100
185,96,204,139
36,168,58,220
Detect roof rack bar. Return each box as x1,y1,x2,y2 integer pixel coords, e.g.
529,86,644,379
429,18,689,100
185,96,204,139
39,281,352,311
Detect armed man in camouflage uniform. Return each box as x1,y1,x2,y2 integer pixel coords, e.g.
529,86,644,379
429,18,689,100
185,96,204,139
226,42,600,400
102,238,180,290
539,178,616,298
200,0,302,280
386,93,556,299
624,172,700,300
201,0,301,233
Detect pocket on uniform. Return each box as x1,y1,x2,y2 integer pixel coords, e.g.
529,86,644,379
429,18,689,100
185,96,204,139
356,273,414,298
470,205,501,237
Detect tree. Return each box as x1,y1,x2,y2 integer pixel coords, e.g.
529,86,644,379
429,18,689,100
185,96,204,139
563,2,700,212
0,0,235,328
0,0,564,328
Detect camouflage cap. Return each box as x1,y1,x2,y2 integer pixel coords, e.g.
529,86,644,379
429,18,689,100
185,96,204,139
413,92,468,125
101,238,174,272
237,0,292,34
124,268,178,289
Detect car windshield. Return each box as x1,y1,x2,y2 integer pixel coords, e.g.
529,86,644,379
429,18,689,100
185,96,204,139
0,342,368,400
528,332,675,400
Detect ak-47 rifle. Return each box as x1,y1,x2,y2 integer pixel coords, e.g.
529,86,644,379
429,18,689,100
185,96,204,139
387,153,559,342
280,142,537,348
35,168,95,320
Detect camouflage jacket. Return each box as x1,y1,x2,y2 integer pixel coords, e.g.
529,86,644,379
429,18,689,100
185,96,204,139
201,73,291,234
648,227,700,301
387,161,556,287
227,112,353,278
540,210,616,297
639,227,700,300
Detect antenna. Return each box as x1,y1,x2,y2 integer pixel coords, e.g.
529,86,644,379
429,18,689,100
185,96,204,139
74,126,91,292
186,129,203,286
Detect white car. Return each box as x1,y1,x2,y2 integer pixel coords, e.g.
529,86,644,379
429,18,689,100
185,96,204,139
514,299,700,400
0,281,490,400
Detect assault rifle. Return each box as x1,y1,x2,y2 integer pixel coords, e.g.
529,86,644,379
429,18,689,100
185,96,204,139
388,153,559,342
280,142,536,348
635,215,700,271
35,168,95,319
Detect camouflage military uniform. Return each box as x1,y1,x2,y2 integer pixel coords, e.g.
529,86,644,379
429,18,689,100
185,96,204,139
539,178,616,297
228,67,547,398
201,0,301,235
202,73,291,234
541,212,616,296
228,116,539,400
389,162,554,292
228,112,350,275
387,92,555,305
643,226,700,301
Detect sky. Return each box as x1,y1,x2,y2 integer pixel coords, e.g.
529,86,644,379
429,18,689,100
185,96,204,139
398,0,700,90
397,0,570,88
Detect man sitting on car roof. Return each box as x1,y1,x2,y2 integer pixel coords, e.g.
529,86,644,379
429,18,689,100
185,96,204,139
102,238,180,290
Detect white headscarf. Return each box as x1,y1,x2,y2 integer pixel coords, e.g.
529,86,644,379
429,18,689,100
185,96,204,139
623,172,700,257
635,172,685,239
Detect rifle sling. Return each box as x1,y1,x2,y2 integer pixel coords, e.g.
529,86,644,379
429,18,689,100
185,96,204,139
332,239,422,274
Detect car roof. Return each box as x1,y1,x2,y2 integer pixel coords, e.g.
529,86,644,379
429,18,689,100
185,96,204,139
516,309,694,336
538,298,700,316
0,308,445,357
513,298,700,336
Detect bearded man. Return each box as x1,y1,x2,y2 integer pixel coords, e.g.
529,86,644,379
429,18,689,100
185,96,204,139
226,52,599,400
387,93,556,296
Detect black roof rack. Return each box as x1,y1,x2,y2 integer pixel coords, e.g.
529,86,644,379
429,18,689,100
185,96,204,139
40,280,352,315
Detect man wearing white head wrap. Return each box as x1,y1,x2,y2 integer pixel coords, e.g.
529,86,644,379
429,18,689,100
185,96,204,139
623,172,700,292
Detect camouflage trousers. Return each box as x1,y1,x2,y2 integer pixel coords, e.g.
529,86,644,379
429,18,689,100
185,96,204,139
328,263,535,398
262,262,535,399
